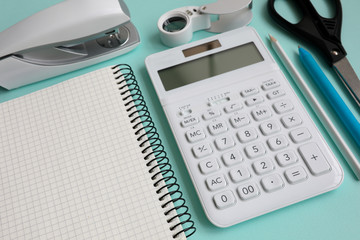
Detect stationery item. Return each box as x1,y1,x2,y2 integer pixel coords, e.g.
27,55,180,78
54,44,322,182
299,47,360,148
158,0,253,47
268,0,360,107
269,34,360,180
0,65,195,239
0,0,140,90
145,27,343,227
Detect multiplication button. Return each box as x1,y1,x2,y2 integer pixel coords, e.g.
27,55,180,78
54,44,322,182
281,113,302,128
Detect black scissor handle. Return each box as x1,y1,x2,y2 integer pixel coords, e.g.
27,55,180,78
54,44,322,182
268,0,346,64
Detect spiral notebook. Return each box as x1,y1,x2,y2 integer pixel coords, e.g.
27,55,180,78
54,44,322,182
0,65,195,239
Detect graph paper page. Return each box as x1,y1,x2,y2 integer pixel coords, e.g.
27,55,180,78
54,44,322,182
0,67,184,239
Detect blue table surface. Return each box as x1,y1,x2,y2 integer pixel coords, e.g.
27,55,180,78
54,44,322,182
1,0,360,239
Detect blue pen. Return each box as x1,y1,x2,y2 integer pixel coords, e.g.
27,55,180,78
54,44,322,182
299,47,360,149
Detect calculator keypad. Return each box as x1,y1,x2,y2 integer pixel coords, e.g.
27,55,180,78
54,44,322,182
174,77,341,227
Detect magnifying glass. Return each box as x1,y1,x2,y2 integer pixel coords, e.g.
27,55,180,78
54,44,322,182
158,0,253,47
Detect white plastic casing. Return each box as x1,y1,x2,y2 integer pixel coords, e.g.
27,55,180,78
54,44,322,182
145,27,343,227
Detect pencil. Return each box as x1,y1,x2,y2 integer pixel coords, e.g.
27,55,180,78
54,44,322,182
269,34,360,180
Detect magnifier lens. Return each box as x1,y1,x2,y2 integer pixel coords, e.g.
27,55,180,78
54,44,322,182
162,16,187,32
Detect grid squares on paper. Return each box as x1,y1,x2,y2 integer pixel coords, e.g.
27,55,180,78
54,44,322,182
0,67,178,239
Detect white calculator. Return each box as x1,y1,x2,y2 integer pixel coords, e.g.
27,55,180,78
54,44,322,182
145,27,343,227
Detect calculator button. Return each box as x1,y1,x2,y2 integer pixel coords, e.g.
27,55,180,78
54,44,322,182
262,79,280,90
261,174,284,192
298,143,331,176
178,109,192,117
245,96,264,106
224,103,243,113
244,142,266,159
285,166,308,184
259,120,281,136
237,183,260,200
229,165,251,183
273,99,294,114
214,135,235,150
203,109,221,120
181,117,199,127
229,113,250,128
199,158,219,175
222,150,243,166
251,106,272,121
267,135,289,151
214,190,236,209
192,142,213,158
289,128,312,143
267,89,285,100
281,113,303,128
252,158,275,175
241,87,259,97
208,120,228,135
276,150,298,167
237,127,258,143
186,127,206,143
206,174,227,191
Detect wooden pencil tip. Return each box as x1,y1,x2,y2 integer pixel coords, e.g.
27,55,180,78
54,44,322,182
269,34,277,42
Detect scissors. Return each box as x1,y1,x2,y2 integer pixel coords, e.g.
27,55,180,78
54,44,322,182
268,0,360,107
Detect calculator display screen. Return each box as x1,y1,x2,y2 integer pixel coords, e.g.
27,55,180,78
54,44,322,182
158,42,264,91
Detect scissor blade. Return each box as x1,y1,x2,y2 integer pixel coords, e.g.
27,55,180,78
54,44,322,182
333,57,360,107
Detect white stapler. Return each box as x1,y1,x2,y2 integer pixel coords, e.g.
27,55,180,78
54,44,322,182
0,0,140,89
